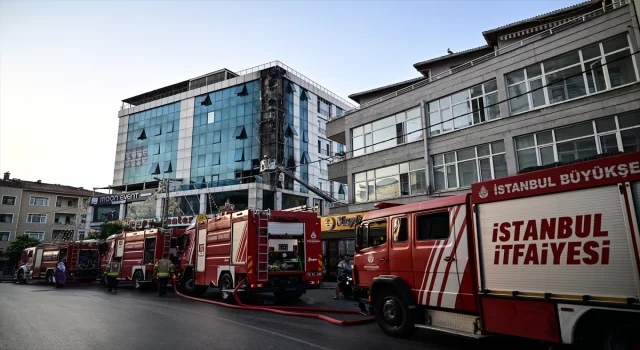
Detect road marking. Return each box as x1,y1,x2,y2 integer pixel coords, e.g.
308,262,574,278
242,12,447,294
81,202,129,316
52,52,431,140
160,302,334,350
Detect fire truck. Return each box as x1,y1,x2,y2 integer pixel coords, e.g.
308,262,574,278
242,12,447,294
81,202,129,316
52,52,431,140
99,229,185,289
353,152,640,348
177,209,323,302
14,240,101,284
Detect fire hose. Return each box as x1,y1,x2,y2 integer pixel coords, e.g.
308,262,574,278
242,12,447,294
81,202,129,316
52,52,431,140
172,276,375,326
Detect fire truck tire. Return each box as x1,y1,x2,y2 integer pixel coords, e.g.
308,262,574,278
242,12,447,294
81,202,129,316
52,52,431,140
133,271,145,290
219,274,234,303
16,270,26,284
601,323,639,350
45,270,54,284
373,289,415,338
180,272,207,296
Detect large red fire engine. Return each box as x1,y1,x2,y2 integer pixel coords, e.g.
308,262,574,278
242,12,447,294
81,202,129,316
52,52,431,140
99,229,185,288
354,152,640,348
14,241,101,284
177,209,323,302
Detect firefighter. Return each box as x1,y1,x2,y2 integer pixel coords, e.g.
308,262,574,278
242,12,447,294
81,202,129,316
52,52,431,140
104,257,122,294
154,253,175,297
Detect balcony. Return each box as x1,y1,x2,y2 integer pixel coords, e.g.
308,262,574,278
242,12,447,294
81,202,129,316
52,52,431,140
327,159,347,184
52,229,75,241
326,116,346,144
56,196,79,209
54,213,77,227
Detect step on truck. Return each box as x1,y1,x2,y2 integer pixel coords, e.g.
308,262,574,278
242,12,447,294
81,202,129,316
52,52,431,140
99,229,184,289
14,241,101,284
354,151,640,349
177,209,323,302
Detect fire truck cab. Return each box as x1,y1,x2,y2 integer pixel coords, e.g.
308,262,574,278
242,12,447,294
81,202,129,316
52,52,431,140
354,152,640,348
14,241,101,284
177,209,323,301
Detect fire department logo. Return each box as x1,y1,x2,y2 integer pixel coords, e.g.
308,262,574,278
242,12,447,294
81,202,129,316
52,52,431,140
308,231,320,244
367,254,374,263
478,185,489,199
310,232,317,239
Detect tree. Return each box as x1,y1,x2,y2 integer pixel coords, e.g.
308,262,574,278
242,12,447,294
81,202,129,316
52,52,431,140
88,221,131,240
5,235,41,263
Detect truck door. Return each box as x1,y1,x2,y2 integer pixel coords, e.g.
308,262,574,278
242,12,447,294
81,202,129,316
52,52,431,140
412,206,461,309
34,247,44,270
389,215,412,284
355,219,389,286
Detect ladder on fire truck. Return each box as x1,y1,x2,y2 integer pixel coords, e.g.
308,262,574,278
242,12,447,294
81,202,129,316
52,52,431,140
254,209,271,282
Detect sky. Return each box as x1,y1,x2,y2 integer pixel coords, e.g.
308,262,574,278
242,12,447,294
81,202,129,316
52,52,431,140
0,0,583,190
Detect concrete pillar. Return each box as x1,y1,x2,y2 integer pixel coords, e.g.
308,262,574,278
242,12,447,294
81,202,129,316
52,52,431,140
199,193,206,214
275,191,283,210
248,186,263,210
119,203,126,221
502,130,518,176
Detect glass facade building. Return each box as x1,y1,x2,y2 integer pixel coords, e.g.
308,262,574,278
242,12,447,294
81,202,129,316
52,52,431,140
190,80,261,187
123,102,180,184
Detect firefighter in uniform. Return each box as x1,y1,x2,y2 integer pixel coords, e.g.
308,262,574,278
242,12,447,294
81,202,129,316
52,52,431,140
154,253,175,297
104,258,122,293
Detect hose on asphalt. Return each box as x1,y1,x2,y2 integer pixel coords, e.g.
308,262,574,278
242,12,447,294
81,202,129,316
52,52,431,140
172,276,375,327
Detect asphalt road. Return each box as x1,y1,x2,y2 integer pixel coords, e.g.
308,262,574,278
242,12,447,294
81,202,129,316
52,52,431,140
0,282,554,350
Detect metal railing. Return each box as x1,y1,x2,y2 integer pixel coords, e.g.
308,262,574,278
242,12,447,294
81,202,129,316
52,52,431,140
121,60,355,112
330,0,629,121
232,60,356,109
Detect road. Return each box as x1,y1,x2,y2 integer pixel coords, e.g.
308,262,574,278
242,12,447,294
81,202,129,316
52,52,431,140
0,282,553,350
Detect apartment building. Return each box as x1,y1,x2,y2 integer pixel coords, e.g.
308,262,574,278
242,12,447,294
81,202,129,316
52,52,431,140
327,0,640,214
103,61,352,230
0,172,95,273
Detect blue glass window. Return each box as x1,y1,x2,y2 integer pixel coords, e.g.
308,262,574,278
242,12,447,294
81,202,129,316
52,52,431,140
302,131,308,142
286,124,298,137
154,125,162,136
234,149,244,162
201,95,212,106
233,126,247,139
212,152,220,165
301,152,312,165
235,84,248,96
286,82,296,94
153,144,160,155
149,163,160,175
163,161,173,173
138,129,147,140
167,121,174,133
301,90,311,101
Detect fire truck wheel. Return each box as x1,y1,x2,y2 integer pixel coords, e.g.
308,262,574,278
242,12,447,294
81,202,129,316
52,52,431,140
374,289,415,338
45,271,54,284
601,323,639,350
17,270,26,284
133,271,145,290
219,274,234,303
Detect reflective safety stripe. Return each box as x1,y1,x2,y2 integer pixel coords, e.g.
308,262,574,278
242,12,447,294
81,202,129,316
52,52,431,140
157,272,170,277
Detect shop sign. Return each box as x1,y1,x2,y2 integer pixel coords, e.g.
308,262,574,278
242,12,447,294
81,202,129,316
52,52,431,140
322,213,364,231
122,218,156,229
166,216,196,227
90,192,147,206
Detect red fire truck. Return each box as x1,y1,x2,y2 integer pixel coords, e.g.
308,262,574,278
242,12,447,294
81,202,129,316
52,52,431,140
99,229,185,289
177,209,323,302
14,241,101,284
354,152,640,348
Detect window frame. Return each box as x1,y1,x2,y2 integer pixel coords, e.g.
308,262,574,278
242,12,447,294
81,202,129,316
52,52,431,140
431,141,507,191
0,231,10,241
0,213,14,223
392,216,409,243
26,213,47,224
514,112,640,170
415,211,451,241
29,196,50,207
351,106,423,157
1,195,16,205
428,79,500,137
23,231,45,241
353,160,427,203
506,33,638,116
